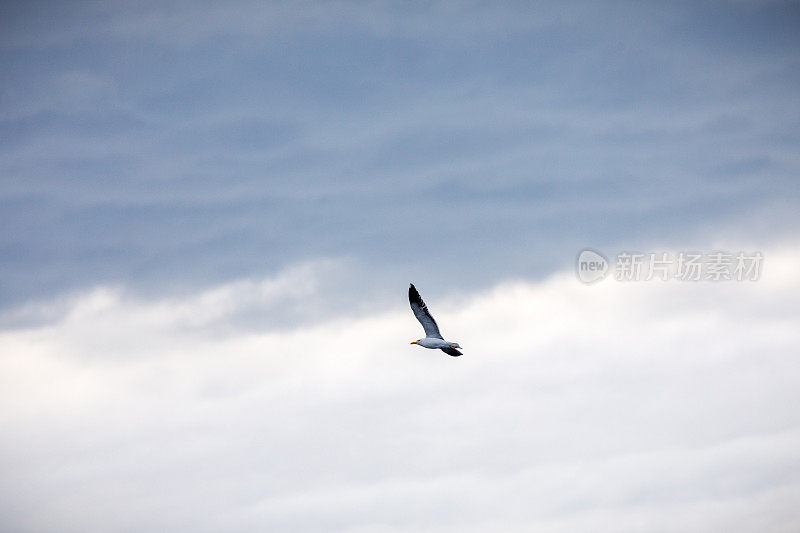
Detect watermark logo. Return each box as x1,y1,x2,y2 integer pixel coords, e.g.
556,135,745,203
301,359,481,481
576,249,763,284
576,249,609,284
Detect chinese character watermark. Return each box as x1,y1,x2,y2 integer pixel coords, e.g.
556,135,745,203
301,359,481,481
576,249,763,284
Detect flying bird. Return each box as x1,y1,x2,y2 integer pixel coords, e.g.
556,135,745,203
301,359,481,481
408,283,462,357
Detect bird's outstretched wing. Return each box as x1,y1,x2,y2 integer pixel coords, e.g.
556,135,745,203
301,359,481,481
409,283,443,339
440,346,462,357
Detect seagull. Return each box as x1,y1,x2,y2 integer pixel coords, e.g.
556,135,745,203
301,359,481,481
408,283,462,357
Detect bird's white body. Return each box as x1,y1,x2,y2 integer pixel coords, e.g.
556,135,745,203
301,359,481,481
413,337,455,349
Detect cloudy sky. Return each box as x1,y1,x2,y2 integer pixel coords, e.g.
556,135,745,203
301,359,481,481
1,1,800,531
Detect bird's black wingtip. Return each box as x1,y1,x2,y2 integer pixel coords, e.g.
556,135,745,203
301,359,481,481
409,283,421,303
441,347,462,357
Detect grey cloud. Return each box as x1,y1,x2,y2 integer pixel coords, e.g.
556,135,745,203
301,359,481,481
1,1,799,313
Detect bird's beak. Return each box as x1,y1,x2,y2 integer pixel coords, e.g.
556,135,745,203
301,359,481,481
410,341,417,344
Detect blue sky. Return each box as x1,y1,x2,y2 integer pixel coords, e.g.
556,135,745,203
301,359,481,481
1,2,800,532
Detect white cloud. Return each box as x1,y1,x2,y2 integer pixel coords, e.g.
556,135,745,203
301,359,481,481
1,248,799,532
